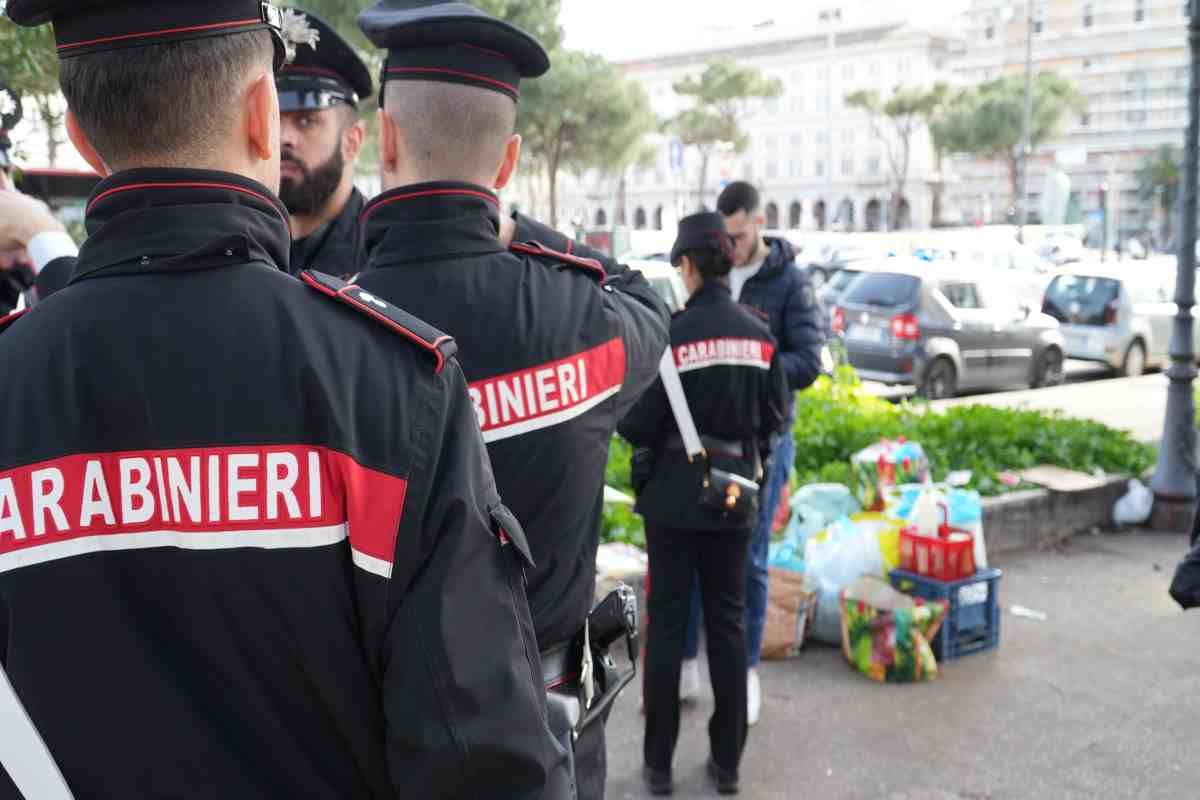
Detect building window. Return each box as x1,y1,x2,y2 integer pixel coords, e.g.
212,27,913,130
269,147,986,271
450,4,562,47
1083,2,1093,27
841,63,855,80
815,160,826,177
595,209,607,227
766,161,779,180
633,207,647,230
653,206,664,231
816,130,829,144
841,157,854,176
790,96,804,113
765,202,780,229
1034,3,1045,33
1135,0,1146,22
1080,112,1090,127
868,61,881,77
867,155,881,176
790,133,803,151
1127,108,1148,123
789,201,803,229
789,159,802,178
841,129,855,144
984,20,995,39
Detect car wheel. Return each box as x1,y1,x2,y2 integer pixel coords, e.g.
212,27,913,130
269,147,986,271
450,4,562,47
1032,347,1065,389
1120,341,1147,378
918,358,958,400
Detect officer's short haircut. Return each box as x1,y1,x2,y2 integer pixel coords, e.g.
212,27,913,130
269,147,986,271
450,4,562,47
384,80,517,184
683,248,733,281
59,31,275,169
717,181,761,217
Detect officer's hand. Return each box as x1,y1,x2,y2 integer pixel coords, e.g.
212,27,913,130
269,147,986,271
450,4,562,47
0,183,66,251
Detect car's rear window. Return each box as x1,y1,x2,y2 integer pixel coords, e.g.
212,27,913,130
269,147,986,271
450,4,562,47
1043,275,1121,326
827,269,861,293
842,272,921,308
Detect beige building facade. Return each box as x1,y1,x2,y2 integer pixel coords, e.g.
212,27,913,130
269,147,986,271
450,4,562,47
950,0,1190,241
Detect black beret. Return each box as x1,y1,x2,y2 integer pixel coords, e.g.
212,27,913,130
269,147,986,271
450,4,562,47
671,212,735,267
5,0,288,70
277,7,373,111
357,0,549,104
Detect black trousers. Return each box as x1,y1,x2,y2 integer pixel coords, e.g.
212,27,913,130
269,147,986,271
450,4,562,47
644,522,750,774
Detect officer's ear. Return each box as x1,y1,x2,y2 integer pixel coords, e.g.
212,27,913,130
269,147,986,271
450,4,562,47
492,134,521,192
342,117,366,164
378,109,400,175
65,111,110,177
246,71,278,164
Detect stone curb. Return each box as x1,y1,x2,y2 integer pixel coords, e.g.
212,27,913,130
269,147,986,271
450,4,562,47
981,475,1131,554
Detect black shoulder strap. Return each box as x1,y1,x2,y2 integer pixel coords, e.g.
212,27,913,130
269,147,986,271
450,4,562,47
509,241,606,282
0,308,28,335
300,270,458,373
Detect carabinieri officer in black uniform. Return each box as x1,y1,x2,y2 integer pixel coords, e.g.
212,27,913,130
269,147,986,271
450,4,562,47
619,213,790,796
353,3,671,798
275,7,373,276
0,1,564,797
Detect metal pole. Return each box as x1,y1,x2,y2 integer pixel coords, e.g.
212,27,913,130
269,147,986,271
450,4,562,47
1016,1,1035,242
1150,0,1200,513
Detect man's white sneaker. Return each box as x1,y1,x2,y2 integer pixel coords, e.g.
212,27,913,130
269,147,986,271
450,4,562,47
679,658,701,703
747,668,761,727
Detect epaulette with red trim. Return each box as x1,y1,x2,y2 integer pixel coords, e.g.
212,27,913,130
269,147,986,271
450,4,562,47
300,270,457,374
738,303,771,323
509,241,607,282
0,308,29,335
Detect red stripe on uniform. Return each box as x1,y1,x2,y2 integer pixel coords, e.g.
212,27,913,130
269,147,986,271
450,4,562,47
468,338,626,443
57,18,262,51
87,182,288,224
0,446,406,577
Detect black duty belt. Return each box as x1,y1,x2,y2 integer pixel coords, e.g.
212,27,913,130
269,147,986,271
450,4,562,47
664,433,746,459
541,638,582,691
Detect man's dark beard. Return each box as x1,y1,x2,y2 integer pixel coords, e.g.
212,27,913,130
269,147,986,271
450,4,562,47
280,144,345,218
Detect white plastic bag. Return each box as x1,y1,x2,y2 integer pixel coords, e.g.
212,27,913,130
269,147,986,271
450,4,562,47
1113,479,1153,527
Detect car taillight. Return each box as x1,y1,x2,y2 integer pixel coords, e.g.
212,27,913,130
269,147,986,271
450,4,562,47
831,307,846,335
1105,301,1119,326
891,313,920,341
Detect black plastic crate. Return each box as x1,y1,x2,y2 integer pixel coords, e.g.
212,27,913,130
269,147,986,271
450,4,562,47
890,568,1002,661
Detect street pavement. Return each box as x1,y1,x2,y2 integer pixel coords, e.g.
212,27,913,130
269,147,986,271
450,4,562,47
603,531,1198,799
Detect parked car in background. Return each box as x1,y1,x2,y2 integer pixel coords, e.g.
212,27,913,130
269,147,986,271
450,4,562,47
1038,234,1086,266
952,236,1056,307
627,259,689,311
832,264,1065,399
807,242,889,288
818,257,896,335
1041,263,1183,376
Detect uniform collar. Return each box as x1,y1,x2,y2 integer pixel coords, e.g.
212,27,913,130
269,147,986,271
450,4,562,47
360,180,504,270
686,281,733,308
290,187,365,275
70,168,291,285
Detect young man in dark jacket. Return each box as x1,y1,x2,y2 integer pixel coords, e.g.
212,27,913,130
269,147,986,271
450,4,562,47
679,181,823,726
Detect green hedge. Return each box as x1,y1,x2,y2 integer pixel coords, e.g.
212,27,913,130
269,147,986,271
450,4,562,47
602,368,1157,546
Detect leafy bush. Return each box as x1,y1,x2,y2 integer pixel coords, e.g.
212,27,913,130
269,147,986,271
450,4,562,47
601,366,1156,546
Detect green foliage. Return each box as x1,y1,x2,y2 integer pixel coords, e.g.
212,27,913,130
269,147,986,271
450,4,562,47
792,369,1155,496
1136,144,1181,240
0,17,58,98
521,50,656,226
669,59,783,207
931,72,1085,203
846,83,949,216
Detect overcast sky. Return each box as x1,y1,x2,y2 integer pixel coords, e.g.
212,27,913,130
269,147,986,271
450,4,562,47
560,0,970,61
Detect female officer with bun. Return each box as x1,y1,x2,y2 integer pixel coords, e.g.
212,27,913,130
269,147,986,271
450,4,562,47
619,212,789,796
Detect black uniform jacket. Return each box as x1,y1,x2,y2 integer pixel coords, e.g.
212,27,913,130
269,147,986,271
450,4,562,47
0,169,561,799
355,182,670,648
618,282,791,532
290,186,365,277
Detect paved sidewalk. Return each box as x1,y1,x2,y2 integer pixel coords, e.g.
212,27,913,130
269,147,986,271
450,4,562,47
604,531,1198,799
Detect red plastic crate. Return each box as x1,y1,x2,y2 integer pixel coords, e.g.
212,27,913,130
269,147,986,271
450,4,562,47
899,527,976,581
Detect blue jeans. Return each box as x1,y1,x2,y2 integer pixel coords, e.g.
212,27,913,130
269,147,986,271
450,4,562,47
684,431,795,666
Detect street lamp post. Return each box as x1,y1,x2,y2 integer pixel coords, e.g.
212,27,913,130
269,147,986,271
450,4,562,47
1150,0,1200,530
1016,1,1035,242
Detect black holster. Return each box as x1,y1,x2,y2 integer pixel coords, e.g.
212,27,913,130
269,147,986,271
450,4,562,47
542,584,639,795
